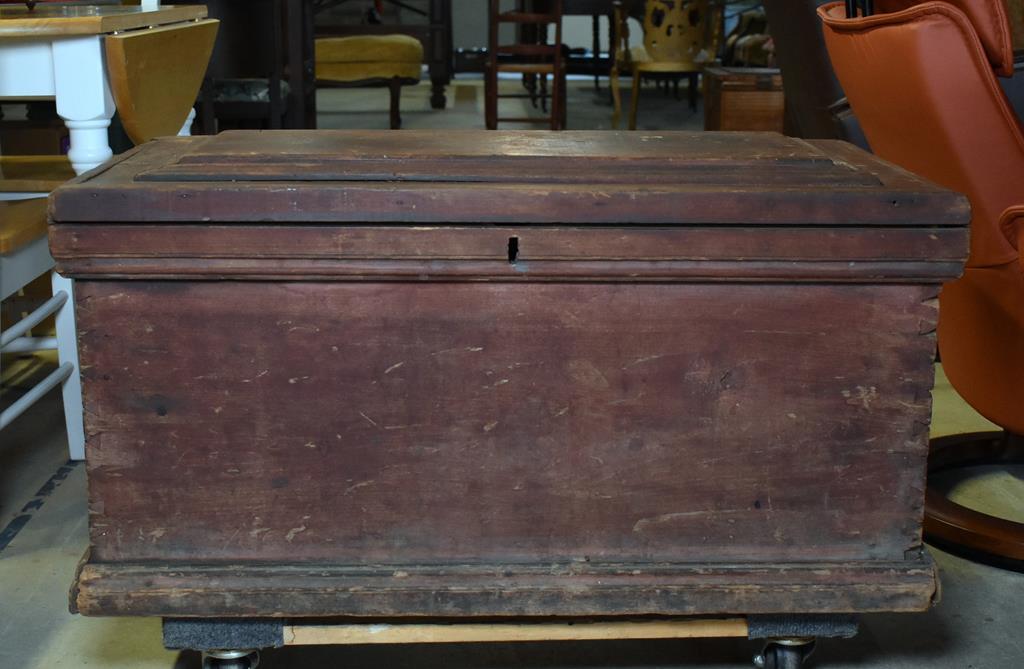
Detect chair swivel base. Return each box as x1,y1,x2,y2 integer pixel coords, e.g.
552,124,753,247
924,431,1024,567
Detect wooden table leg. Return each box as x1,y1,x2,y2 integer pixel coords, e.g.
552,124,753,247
51,35,115,175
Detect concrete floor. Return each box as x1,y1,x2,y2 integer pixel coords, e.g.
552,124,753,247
2,77,1022,667
315,73,707,132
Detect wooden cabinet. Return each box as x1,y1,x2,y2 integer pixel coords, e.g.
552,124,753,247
52,131,966,638
704,66,785,132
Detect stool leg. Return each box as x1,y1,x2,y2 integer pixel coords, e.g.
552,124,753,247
549,72,560,130
485,67,498,130
52,271,85,461
560,72,568,130
389,78,402,130
430,76,447,110
628,68,641,130
610,66,622,129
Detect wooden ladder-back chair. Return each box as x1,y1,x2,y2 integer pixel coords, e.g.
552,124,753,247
486,0,566,130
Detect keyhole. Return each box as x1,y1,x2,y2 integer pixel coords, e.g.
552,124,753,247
507,237,519,263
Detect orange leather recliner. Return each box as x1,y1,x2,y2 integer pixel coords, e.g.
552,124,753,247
820,0,1024,562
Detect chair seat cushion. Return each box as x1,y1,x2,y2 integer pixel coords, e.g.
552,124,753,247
316,35,424,83
0,156,74,194
629,45,712,73
0,198,48,256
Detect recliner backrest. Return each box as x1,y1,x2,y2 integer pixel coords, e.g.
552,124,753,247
819,0,1024,267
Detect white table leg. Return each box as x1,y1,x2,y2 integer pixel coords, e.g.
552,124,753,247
51,36,115,175
52,271,86,460
179,107,197,137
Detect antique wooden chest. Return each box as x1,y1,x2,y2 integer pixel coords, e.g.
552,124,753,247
704,67,785,133
52,130,968,662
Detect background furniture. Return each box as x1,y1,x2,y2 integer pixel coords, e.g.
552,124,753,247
105,16,218,144
1,199,82,460
821,0,1024,563
0,3,207,172
762,0,868,148
610,0,718,129
0,155,73,198
189,0,316,132
0,2,215,461
486,0,566,129
703,66,784,131
316,34,424,129
316,0,452,110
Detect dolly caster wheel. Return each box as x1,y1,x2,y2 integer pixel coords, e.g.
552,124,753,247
202,649,260,669
753,638,815,669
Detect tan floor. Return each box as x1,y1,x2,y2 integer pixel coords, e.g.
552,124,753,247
315,74,706,132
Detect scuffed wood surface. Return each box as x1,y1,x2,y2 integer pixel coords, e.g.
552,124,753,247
47,132,969,226
79,281,938,565
50,224,968,283
72,558,938,617
58,129,967,619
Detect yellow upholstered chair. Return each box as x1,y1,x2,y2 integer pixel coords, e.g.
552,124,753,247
610,0,721,129
315,35,424,129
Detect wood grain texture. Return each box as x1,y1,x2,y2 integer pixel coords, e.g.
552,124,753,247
72,559,938,617
283,619,750,644
48,132,969,226
104,19,218,145
0,198,46,254
79,281,938,565
704,68,785,133
0,5,206,38
49,223,967,282
0,155,74,192
58,130,966,620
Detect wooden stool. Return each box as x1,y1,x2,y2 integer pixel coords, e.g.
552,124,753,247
485,0,566,130
1,198,85,460
316,35,424,129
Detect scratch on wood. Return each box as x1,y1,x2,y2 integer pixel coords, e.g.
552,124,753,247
622,354,664,369
344,480,376,495
633,510,746,532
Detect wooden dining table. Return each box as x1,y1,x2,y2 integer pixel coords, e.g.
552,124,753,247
0,3,207,174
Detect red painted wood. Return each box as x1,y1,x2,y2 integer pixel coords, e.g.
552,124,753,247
52,130,967,618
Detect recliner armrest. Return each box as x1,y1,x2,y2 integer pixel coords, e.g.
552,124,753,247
999,206,1024,269
828,96,870,151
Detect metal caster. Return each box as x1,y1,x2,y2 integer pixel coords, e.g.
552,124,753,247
202,649,260,669
753,638,816,669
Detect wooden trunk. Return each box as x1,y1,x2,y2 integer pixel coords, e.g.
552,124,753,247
50,130,968,620
703,67,785,132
